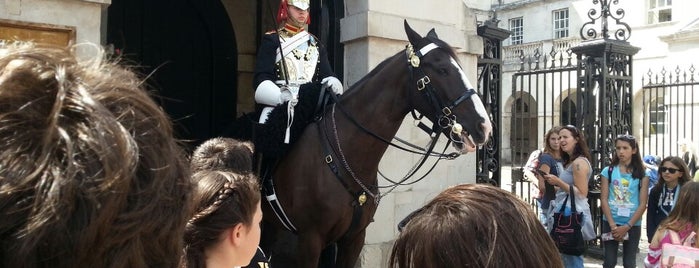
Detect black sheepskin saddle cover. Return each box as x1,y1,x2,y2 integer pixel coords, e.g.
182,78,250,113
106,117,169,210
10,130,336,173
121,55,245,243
254,83,330,156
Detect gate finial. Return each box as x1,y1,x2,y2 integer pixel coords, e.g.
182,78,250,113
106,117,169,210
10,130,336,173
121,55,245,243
580,0,631,41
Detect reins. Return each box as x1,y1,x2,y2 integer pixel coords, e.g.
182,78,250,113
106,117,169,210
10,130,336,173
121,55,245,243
320,41,481,203
326,91,457,159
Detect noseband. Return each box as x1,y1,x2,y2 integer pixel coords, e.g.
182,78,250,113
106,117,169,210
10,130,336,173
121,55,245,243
406,43,477,144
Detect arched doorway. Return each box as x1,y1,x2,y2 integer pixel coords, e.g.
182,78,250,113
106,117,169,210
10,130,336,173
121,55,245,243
561,95,577,126
106,0,237,149
510,95,538,165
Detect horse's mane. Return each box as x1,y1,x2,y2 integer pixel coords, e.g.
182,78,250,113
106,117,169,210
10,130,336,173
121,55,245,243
344,52,403,93
423,37,458,60
344,37,457,94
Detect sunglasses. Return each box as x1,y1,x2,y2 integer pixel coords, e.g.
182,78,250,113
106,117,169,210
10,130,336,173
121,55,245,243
617,134,635,139
563,125,579,136
616,134,636,142
660,167,681,174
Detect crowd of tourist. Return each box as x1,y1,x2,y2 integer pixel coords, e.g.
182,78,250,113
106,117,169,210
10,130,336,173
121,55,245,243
1,5,697,265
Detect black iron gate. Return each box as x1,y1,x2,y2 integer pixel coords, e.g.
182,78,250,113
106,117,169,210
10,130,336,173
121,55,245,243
505,0,639,257
642,66,699,165
510,44,579,166
509,43,579,211
477,19,510,186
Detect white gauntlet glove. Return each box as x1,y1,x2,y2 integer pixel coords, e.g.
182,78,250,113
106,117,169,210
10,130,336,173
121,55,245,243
255,80,286,105
280,85,298,106
279,87,293,103
321,76,344,95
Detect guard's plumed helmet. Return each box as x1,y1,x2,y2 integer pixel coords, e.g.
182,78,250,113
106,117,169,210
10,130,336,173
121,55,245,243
288,0,309,9
277,0,311,24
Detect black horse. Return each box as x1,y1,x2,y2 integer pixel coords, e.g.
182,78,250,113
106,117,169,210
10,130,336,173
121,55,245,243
260,20,492,267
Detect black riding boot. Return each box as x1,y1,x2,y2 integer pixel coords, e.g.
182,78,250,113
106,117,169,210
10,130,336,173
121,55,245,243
258,154,278,196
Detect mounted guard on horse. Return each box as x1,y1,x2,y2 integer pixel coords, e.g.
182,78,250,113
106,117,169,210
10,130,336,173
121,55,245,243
249,2,492,266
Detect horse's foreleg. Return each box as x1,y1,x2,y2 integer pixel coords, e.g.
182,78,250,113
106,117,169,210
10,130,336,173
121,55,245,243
334,229,367,268
296,232,323,268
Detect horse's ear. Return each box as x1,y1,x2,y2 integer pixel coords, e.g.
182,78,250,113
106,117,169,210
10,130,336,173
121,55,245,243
427,28,438,39
404,20,422,46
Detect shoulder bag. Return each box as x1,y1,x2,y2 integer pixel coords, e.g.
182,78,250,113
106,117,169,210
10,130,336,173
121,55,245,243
550,185,586,255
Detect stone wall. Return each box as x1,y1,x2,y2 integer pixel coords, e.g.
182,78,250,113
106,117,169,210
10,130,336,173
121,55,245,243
1,0,110,56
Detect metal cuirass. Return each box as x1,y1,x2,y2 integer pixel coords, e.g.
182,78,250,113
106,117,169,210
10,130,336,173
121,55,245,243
275,33,319,86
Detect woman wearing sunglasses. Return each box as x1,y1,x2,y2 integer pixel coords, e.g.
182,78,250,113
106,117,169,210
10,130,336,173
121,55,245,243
647,156,691,242
600,134,650,268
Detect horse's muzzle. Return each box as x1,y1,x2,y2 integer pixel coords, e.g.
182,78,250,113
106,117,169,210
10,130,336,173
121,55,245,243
452,120,491,154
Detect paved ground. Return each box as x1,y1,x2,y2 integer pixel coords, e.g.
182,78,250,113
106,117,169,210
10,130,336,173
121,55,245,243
500,166,649,267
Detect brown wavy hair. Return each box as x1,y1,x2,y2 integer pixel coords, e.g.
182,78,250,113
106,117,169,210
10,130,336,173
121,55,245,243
560,125,592,167
0,43,192,268
390,184,563,268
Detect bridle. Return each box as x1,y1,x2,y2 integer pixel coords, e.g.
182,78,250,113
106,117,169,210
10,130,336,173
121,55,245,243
405,42,479,146
320,41,484,205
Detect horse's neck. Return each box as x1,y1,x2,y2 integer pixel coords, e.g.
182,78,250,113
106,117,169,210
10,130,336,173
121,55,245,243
331,56,411,170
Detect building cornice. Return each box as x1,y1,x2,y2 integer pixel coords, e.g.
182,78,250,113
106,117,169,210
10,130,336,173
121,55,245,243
659,27,699,43
57,0,111,5
492,0,544,12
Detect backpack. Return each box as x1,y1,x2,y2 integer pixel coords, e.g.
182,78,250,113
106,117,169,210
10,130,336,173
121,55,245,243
661,231,699,268
524,149,542,172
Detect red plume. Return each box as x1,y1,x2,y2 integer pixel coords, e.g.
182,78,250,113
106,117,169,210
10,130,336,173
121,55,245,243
276,0,288,25
276,0,311,26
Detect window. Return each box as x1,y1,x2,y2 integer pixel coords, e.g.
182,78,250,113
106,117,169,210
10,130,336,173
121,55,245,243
649,98,666,134
553,9,569,39
509,17,523,45
648,0,672,24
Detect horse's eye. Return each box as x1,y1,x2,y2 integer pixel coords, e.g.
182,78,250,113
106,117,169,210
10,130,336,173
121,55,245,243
438,68,449,75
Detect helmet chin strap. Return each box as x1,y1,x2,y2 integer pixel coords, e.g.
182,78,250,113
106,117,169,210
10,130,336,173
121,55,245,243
288,19,305,28
283,12,307,28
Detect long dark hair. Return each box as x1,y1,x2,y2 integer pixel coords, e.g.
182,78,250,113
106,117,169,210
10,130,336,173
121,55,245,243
651,156,691,195
610,134,646,180
560,125,592,167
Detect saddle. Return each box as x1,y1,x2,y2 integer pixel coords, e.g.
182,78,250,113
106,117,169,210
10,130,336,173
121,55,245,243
252,82,335,233
253,82,335,180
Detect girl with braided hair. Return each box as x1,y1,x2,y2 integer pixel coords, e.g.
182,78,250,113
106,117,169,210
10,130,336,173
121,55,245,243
182,171,262,268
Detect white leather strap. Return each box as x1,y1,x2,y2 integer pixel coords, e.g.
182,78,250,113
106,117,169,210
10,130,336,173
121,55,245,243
419,43,438,56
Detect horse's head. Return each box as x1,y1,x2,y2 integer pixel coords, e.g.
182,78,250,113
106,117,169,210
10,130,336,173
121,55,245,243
403,21,492,154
